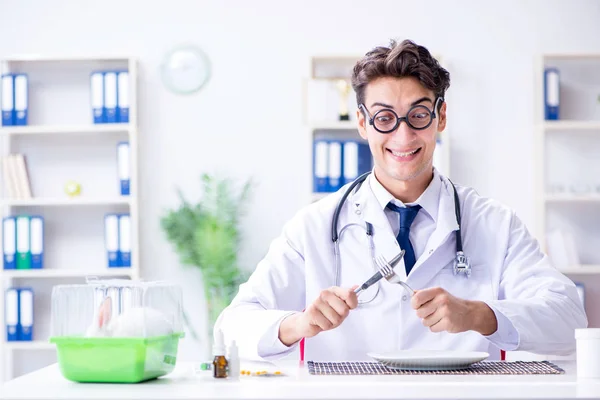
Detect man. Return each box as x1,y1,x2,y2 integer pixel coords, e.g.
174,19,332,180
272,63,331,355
216,39,587,362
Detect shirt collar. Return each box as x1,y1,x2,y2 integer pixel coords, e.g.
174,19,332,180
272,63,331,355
369,167,442,222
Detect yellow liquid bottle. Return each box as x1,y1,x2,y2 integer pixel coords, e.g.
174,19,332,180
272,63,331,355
212,330,228,378
213,355,228,378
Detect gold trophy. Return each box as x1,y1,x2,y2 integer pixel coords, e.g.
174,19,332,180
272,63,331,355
335,79,352,121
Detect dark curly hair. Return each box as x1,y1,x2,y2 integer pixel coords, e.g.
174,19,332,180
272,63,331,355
351,39,450,112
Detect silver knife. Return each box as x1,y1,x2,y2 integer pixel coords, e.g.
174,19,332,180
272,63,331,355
353,250,405,296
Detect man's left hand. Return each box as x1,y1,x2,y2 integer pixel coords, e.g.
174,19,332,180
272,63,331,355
411,287,498,336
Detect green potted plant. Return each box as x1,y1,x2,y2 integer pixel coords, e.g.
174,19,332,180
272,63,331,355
160,173,253,338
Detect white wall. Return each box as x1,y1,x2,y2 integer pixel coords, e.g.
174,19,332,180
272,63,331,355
1,0,600,365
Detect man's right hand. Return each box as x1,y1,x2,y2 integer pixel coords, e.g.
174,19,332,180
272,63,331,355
278,286,358,346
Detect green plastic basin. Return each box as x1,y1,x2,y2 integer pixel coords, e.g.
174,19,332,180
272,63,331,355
49,333,183,383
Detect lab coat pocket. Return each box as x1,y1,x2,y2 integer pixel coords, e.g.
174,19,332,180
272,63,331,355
435,261,494,302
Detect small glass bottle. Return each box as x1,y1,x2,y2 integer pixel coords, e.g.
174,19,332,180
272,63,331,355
212,329,228,378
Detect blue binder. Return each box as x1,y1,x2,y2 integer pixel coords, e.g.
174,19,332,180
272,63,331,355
342,140,371,185
5,288,18,341
117,142,130,196
575,282,585,309
544,68,560,120
29,216,44,269
90,71,105,124
104,71,118,123
117,70,129,123
1,74,14,126
14,74,28,125
105,214,121,267
328,140,343,192
3,216,16,269
119,214,131,267
313,139,329,193
18,288,33,341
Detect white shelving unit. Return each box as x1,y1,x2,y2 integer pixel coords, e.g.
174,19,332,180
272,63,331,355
0,56,140,382
535,53,600,326
304,54,451,204
5,341,55,351
0,198,132,207
304,55,366,203
0,123,130,136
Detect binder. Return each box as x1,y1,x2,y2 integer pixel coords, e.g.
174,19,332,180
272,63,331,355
2,156,17,198
544,68,560,120
8,154,23,198
5,288,18,341
16,215,31,269
117,70,129,123
575,282,585,309
328,141,342,192
1,74,14,126
104,71,118,123
30,216,44,269
433,136,445,175
313,139,329,193
342,140,371,185
117,141,130,196
14,153,33,199
3,216,16,269
18,288,33,341
90,71,105,124
14,74,28,125
105,214,121,267
119,214,131,267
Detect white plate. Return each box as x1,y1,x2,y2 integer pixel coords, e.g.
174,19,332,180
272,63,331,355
368,350,490,370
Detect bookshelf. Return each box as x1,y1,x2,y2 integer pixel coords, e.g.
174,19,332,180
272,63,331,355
0,123,130,136
0,56,140,382
5,341,54,351
535,53,600,328
304,55,367,203
304,54,451,204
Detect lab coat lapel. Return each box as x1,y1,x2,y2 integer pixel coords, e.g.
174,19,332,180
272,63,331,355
347,177,405,274
407,178,460,289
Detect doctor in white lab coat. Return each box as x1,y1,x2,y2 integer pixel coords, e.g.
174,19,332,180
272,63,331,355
216,39,587,362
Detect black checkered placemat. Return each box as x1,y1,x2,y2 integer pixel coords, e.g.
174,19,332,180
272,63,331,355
307,361,564,375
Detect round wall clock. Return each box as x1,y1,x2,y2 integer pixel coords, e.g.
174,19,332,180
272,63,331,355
160,45,211,95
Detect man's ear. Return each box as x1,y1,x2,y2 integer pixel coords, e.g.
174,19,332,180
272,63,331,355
356,107,368,140
437,101,447,132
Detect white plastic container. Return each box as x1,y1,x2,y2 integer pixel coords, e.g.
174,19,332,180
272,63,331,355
228,340,240,380
575,328,600,379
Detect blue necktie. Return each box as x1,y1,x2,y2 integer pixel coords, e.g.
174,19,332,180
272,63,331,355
387,203,421,275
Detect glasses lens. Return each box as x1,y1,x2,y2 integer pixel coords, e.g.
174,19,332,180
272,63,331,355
407,106,432,129
373,110,398,132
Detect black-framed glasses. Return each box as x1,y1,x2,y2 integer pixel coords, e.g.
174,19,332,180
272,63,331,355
359,97,443,133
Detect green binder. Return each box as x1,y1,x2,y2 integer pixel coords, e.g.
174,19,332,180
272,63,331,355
16,215,31,269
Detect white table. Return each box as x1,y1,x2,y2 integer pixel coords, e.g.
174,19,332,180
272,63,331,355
2,360,600,400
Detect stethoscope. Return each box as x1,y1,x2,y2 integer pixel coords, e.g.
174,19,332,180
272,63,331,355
331,171,471,304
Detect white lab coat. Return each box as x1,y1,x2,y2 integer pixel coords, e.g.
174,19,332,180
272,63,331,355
217,173,587,362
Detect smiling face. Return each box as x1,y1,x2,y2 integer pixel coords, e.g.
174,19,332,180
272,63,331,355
357,76,447,201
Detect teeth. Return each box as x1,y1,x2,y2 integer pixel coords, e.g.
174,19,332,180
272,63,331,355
391,149,418,157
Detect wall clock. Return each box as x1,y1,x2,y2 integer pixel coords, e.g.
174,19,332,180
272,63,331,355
161,45,211,95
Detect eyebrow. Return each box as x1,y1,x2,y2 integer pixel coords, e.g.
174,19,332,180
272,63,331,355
370,97,433,109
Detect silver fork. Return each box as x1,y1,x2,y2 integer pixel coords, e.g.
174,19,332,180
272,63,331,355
374,254,415,296
354,250,405,297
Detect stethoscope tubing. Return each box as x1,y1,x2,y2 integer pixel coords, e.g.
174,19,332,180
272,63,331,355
330,171,471,297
